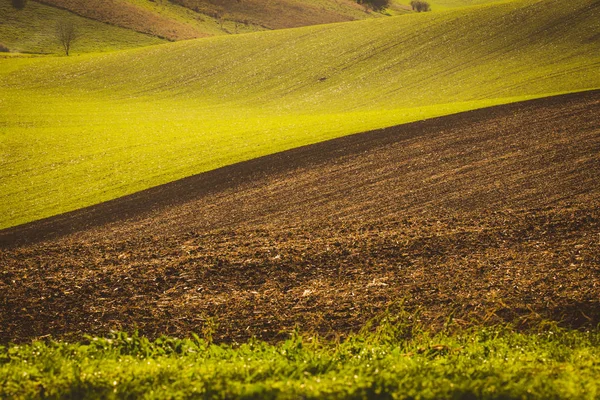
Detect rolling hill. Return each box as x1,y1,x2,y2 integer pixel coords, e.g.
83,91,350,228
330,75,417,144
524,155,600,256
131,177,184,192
1,0,599,229
34,0,249,41
1,0,402,55
1,91,598,342
0,0,165,54
31,0,397,42
0,0,526,55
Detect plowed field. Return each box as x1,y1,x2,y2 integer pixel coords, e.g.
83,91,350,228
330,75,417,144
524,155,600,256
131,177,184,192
1,91,599,344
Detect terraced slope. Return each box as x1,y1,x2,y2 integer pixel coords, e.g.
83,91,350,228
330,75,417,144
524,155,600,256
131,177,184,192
1,0,599,228
0,1,165,54
1,91,598,343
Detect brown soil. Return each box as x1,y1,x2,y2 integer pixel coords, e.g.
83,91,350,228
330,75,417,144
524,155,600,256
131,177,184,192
1,91,599,344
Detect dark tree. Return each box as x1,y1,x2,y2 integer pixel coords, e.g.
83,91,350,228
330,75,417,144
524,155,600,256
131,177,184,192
11,0,28,10
410,0,431,12
357,0,390,11
56,20,79,56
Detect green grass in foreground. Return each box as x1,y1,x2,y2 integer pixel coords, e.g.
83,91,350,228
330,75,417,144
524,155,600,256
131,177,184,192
1,0,599,228
1,324,599,399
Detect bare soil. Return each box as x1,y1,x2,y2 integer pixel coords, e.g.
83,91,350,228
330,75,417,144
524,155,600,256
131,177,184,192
1,91,599,344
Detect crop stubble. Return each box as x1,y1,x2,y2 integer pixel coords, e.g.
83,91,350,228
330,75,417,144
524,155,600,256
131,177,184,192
1,91,599,343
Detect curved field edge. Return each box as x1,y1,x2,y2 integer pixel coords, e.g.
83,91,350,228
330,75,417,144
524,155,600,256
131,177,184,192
1,327,599,399
1,89,598,248
2,91,598,343
1,0,599,229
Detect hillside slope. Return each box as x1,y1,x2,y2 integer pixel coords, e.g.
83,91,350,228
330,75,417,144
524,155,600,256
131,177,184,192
34,0,390,41
1,0,599,228
3,0,391,52
34,0,223,40
0,1,165,54
1,91,599,343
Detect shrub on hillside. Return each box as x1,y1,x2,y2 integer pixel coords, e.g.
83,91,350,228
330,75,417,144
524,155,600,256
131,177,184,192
11,0,28,10
0,43,9,53
410,0,431,12
357,0,390,11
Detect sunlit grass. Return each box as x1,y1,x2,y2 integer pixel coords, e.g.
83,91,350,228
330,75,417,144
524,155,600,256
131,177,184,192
1,0,599,228
1,325,599,399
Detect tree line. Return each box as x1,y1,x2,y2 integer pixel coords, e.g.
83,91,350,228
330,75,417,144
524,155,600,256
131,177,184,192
356,0,431,12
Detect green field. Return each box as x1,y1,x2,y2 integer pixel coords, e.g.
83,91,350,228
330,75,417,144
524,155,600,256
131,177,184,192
2,325,599,399
1,0,599,229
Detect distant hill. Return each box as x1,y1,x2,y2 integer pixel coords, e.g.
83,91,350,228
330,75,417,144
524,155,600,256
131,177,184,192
166,0,403,30
1,0,502,54
33,0,402,41
0,0,165,54
34,0,217,41
0,0,414,54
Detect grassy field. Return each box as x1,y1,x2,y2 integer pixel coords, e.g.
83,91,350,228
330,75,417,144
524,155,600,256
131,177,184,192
0,1,165,54
1,325,599,399
1,0,599,229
